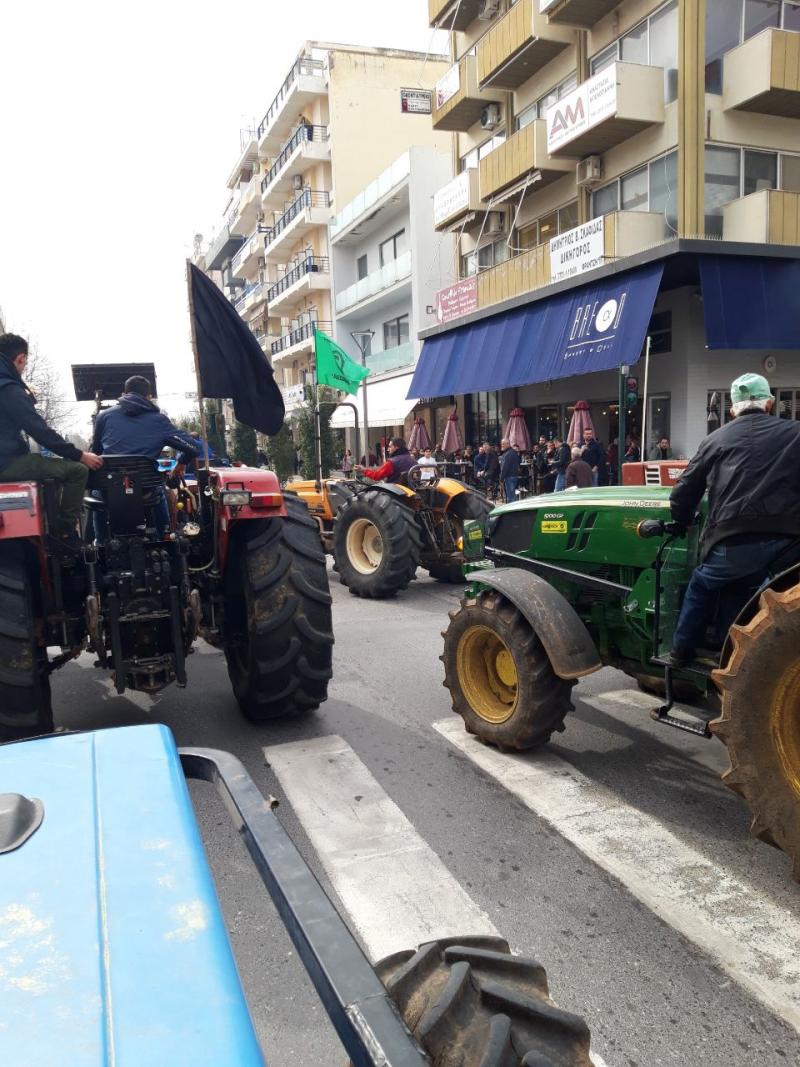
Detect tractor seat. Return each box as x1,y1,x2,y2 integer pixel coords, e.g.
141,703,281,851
85,455,163,507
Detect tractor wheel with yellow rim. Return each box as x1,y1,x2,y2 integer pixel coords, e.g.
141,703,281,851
442,589,575,750
712,579,800,880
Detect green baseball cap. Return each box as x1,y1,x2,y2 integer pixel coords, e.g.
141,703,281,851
730,373,773,405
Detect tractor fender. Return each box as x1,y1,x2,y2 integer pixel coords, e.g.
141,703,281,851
470,567,602,680
372,481,416,499
719,559,800,667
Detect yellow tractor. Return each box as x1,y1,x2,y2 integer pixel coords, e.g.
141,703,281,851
285,468,492,599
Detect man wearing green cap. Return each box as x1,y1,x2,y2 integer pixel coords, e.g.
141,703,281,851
668,372,800,666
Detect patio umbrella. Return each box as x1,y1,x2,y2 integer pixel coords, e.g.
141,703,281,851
567,400,595,446
408,416,431,452
441,408,464,456
504,407,531,452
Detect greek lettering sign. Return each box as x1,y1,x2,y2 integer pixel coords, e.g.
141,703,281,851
401,88,432,114
435,63,461,110
546,66,618,153
434,171,472,227
549,217,605,283
436,277,478,324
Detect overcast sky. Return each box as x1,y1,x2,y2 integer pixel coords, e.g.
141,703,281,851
0,0,443,422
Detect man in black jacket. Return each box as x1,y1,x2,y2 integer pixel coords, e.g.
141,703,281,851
499,439,521,502
669,373,800,665
0,334,103,543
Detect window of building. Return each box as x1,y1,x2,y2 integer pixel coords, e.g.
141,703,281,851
592,150,678,235
516,201,579,251
707,1,800,92
379,229,407,267
383,314,409,350
782,154,800,191
744,149,778,196
704,146,800,233
777,388,800,419
589,1,678,102
460,133,506,172
621,166,648,211
460,235,510,277
515,73,578,131
647,395,672,457
357,254,368,280
592,181,620,217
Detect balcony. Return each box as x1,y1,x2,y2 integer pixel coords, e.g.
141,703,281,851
266,256,330,314
205,226,244,272
334,250,412,318
479,119,573,200
477,0,573,90
331,154,411,244
271,320,332,362
539,0,623,27
428,0,482,30
432,55,502,133
257,57,327,155
366,342,415,376
723,28,800,119
723,189,800,245
434,169,485,231
263,190,331,264
234,279,268,319
231,230,266,281
546,62,665,158
260,125,330,207
229,176,262,236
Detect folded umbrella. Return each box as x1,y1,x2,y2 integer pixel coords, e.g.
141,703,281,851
504,407,531,451
567,400,595,446
408,416,431,452
441,408,464,456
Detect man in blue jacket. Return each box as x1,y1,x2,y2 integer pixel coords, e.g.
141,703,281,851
0,333,103,546
92,375,200,532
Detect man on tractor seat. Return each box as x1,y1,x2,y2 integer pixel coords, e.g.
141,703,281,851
91,374,200,534
0,333,103,549
668,373,800,666
355,436,416,484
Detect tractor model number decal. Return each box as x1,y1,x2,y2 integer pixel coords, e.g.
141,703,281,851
468,528,483,541
541,520,568,533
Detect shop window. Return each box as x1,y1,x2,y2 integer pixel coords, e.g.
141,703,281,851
777,388,800,419
744,150,778,196
707,389,731,431
704,146,741,236
647,310,672,355
646,396,671,458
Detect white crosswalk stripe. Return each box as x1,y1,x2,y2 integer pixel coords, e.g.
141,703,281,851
265,733,611,1067
433,717,800,1033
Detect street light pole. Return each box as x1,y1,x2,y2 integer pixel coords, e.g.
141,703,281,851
350,330,374,463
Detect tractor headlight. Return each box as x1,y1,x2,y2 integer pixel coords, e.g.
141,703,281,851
220,490,251,507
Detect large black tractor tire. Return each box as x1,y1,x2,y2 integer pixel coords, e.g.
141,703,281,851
0,545,53,740
427,490,493,585
375,936,592,1067
442,589,575,750
333,489,422,599
223,494,333,723
711,581,800,879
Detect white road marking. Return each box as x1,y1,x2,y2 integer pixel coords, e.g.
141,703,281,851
266,734,611,1067
192,639,221,655
433,717,800,1033
73,651,97,670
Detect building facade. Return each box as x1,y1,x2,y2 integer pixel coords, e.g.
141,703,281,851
328,146,456,449
202,42,449,420
414,0,800,458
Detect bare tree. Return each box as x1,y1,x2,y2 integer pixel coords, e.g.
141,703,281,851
23,343,75,436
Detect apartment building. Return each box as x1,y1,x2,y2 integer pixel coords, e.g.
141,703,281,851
202,42,449,418
328,146,455,447
411,0,800,457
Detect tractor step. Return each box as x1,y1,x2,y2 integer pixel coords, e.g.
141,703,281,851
649,705,712,737
651,655,715,678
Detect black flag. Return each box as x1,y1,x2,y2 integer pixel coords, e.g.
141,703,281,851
188,263,285,435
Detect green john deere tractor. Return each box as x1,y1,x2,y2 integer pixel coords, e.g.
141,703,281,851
442,486,800,879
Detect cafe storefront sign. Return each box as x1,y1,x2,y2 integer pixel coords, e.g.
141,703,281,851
549,217,605,283
435,63,461,110
546,66,618,153
436,277,478,325
433,171,472,227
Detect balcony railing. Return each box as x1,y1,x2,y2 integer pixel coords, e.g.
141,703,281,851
432,55,502,133
335,250,412,314
723,189,800,244
723,28,800,118
366,342,414,376
266,256,330,304
261,126,329,194
479,119,572,200
231,231,264,274
264,190,331,249
477,0,572,90
257,58,326,138
271,320,332,357
330,153,411,239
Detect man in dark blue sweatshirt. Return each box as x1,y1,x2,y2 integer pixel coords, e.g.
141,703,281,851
0,333,103,544
92,375,200,532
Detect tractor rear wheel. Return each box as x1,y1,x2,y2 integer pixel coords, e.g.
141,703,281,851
427,490,493,585
442,590,574,750
333,490,422,598
223,495,333,723
711,581,800,879
374,936,592,1067
0,545,53,740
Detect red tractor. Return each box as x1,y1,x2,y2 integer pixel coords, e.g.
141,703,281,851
0,448,332,739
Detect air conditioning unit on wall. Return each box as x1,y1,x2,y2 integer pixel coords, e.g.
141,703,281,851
480,104,501,130
478,0,500,19
484,211,505,236
576,156,603,189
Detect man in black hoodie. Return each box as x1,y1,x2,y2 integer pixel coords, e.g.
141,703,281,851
0,333,103,542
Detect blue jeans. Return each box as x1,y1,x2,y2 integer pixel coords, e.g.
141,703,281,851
554,472,566,492
672,536,799,653
504,477,518,503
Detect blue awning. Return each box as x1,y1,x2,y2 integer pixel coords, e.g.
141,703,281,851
409,262,664,399
700,255,800,349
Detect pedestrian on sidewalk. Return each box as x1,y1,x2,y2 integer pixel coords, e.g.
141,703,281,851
553,437,571,492
566,447,593,489
499,438,521,502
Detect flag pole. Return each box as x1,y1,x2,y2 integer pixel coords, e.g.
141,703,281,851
185,259,211,471
312,332,323,492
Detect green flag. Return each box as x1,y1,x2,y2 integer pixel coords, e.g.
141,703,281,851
315,330,369,396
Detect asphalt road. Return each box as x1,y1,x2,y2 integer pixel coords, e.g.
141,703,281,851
50,563,800,1067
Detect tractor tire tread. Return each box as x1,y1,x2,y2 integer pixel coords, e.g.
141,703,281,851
333,489,422,599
